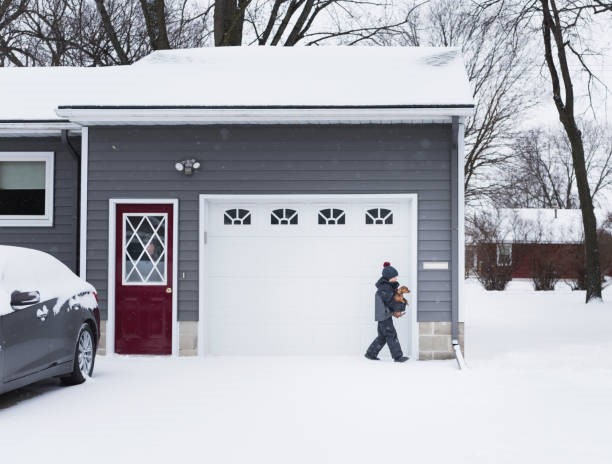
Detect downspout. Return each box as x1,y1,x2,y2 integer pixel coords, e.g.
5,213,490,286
451,117,467,370
61,129,81,275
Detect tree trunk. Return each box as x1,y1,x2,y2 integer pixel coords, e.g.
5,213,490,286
139,0,171,50
94,0,130,64
563,118,602,300
540,0,602,301
214,0,246,46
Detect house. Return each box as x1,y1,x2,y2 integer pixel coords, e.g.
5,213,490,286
0,47,473,360
467,208,610,280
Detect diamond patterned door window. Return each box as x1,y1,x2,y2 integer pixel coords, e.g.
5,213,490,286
271,208,298,225
318,208,346,225
123,214,167,284
224,208,252,225
365,208,393,225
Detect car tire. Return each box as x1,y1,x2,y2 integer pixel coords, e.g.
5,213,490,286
61,323,96,386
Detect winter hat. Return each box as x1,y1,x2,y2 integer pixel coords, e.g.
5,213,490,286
382,262,399,280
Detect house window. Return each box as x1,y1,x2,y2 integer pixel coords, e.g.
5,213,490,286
224,209,251,225
0,152,54,227
271,208,298,225
318,208,345,225
496,243,512,266
365,208,393,225
123,214,167,285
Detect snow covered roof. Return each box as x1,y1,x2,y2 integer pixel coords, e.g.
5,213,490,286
0,47,473,125
498,208,611,244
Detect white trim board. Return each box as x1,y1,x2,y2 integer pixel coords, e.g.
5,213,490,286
55,107,473,125
107,198,179,357
458,118,465,323
79,127,88,279
198,193,419,359
0,151,54,227
0,122,81,137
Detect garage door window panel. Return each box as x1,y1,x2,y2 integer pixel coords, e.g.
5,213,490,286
318,208,346,225
271,208,298,225
0,152,54,226
224,208,251,225
123,214,167,285
366,208,393,225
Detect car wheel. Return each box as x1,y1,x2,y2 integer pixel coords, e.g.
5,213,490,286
61,324,95,386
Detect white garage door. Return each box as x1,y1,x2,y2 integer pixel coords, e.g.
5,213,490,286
200,195,417,357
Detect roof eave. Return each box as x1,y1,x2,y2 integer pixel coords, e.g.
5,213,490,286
0,120,82,137
55,105,474,125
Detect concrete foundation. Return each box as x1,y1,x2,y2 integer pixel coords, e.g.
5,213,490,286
418,322,465,360
179,321,198,356
97,320,107,356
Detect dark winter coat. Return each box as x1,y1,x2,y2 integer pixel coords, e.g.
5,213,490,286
374,277,407,321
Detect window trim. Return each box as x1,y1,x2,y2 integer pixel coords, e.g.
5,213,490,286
121,212,169,286
0,152,54,227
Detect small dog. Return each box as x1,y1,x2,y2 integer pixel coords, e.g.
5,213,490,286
393,285,410,304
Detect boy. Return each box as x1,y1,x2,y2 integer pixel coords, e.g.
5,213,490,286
364,262,409,362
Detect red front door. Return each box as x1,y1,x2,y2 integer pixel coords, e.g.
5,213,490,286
115,203,173,355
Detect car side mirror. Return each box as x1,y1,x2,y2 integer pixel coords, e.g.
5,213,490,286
10,290,41,309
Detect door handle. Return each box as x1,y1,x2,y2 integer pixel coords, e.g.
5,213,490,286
166,287,172,294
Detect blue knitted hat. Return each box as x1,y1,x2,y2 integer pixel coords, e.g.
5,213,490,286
382,262,398,279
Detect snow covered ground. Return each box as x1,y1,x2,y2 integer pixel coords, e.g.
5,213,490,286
1,280,611,463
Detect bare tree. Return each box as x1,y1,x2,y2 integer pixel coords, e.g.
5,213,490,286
466,210,514,290
495,122,612,209
535,0,608,301
0,0,30,66
409,0,536,203
478,0,611,302
0,0,424,64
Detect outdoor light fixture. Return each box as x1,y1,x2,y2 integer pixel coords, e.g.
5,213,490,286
175,159,201,175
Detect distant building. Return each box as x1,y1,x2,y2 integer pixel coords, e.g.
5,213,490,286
468,208,610,280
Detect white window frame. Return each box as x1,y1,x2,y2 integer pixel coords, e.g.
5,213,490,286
0,152,54,227
121,212,169,286
496,243,512,266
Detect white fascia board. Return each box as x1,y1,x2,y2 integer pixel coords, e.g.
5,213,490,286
0,122,81,136
55,107,474,125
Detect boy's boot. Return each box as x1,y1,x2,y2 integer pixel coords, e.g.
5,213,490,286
394,356,409,363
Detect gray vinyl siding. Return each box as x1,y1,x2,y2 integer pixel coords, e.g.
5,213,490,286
87,124,455,322
0,136,79,272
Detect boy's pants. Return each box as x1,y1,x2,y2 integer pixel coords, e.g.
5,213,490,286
366,317,403,359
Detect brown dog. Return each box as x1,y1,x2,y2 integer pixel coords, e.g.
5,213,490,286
393,285,410,304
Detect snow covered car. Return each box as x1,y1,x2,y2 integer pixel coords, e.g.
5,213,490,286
0,246,100,395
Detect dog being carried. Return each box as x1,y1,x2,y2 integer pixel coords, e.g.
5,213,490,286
393,285,410,305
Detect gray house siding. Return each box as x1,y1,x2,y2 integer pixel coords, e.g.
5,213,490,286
0,136,79,272
86,124,455,322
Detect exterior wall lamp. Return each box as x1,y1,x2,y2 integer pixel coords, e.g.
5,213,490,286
175,159,201,175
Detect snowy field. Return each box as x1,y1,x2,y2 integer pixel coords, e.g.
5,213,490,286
1,280,612,463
